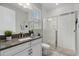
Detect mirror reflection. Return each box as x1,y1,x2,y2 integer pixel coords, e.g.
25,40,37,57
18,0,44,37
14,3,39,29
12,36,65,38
0,3,42,37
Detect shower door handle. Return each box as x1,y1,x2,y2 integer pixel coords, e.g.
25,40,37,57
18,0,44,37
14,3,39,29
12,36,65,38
55,30,58,49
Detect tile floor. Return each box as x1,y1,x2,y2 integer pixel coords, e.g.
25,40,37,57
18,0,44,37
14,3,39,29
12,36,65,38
42,47,69,56
50,50,66,56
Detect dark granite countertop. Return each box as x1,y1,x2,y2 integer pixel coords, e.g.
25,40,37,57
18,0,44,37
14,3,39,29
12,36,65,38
0,36,41,51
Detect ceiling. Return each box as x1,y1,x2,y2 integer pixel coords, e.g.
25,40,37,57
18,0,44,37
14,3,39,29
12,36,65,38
41,3,77,11
0,3,77,12
42,3,58,10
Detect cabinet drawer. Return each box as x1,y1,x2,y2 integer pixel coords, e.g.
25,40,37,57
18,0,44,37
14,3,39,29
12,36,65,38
1,42,30,56
14,48,31,56
31,38,42,46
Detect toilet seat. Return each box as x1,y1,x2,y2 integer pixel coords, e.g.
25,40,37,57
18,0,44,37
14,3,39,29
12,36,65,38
42,43,50,49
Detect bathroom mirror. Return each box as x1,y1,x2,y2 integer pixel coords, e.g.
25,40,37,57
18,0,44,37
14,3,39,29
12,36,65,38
0,3,42,37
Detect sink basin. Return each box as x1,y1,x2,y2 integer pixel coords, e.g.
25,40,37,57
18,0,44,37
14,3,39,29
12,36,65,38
18,37,32,42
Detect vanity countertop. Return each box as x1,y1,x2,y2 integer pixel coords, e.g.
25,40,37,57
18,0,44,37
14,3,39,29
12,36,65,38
0,36,41,51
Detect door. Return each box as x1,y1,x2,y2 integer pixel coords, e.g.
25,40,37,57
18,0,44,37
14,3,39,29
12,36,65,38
58,12,76,54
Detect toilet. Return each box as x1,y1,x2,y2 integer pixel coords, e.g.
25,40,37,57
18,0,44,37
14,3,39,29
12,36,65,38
42,43,51,56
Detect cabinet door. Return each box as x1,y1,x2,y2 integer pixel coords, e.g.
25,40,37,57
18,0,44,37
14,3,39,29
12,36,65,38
32,43,42,56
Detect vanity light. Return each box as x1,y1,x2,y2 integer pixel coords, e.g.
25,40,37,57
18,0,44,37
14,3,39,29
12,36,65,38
18,3,30,8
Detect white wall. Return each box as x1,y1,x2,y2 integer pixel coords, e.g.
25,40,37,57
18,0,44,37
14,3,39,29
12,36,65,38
42,6,48,43
0,6,16,35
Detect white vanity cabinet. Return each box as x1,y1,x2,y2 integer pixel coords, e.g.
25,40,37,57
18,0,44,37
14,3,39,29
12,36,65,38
1,38,42,56
1,42,30,56
15,38,42,56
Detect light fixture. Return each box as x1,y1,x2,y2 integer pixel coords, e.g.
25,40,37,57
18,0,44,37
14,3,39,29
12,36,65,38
56,3,59,5
18,3,30,8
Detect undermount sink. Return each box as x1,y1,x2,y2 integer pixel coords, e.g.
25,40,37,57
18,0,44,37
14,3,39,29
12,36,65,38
18,37,32,42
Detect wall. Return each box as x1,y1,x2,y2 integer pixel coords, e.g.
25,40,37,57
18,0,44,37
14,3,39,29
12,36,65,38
42,5,48,43
0,6,16,35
